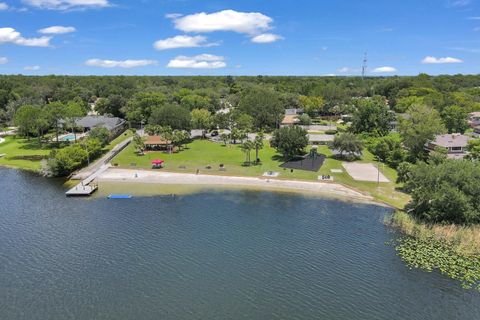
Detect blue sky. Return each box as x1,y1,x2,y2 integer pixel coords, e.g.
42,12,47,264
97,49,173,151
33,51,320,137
0,0,479,76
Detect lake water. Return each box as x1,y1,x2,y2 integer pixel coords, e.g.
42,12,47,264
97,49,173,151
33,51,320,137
1,168,479,319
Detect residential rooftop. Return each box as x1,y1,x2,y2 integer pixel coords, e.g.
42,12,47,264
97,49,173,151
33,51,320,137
430,133,471,148
75,115,125,131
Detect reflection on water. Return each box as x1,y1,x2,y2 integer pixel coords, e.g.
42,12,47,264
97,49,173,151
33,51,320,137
0,168,479,320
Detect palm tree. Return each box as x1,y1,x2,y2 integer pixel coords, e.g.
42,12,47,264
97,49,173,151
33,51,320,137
220,133,230,146
231,128,242,144
172,130,190,151
253,132,264,163
240,140,254,164
133,134,146,155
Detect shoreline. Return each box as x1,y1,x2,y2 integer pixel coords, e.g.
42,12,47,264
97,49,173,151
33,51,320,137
97,168,383,206
0,164,394,207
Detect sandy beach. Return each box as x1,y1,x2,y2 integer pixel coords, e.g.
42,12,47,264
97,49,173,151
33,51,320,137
98,168,375,204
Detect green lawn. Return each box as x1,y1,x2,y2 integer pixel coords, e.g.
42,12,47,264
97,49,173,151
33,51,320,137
0,136,51,171
113,139,410,208
105,130,134,151
0,130,133,172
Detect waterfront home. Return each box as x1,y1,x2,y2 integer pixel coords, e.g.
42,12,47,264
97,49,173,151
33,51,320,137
61,115,127,139
425,133,472,159
75,115,126,134
144,135,174,152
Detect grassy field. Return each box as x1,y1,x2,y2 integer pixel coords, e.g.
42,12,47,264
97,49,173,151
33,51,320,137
113,139,410,208
0,136,51,171
106,130,134,151
0,130,133,172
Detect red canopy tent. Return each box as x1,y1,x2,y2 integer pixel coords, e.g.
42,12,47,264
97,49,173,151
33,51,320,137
151,159,164,168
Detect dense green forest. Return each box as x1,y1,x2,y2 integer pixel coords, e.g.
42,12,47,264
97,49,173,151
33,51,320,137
1,74,480,129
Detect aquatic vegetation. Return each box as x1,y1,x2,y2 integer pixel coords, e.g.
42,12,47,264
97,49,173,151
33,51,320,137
395,236,480,291
388,211,480,255
388,211,480,291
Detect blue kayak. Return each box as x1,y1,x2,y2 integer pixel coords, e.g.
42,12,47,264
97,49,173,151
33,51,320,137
107,194,133,199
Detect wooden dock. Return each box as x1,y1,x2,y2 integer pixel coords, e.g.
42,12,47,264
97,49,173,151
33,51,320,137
66,164,110,197
66,183,98,196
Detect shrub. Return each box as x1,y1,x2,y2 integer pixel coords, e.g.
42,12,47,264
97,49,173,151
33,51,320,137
405,160,480,224
88,127,111,146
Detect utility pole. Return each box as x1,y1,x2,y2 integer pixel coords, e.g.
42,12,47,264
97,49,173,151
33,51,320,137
377,162,381,188
361,52,368,80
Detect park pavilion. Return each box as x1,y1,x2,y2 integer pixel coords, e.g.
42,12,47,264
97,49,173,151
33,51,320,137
144,136,174,152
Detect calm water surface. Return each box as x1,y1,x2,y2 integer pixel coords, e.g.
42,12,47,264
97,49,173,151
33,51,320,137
0,168,479,319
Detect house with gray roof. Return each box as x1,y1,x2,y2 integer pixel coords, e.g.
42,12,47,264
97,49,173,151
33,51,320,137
61,115,127,141
74,116,126,132
425,133,472,159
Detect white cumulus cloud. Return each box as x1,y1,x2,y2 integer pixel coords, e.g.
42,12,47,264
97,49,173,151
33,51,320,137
372,66,397,73
0,27,51,47
167,54,226,69
0,56,7,64
154,35,217,50
0,2,8,10
251,33,283,43
24,65,40,71
85,59,157,68
22,0,110,10
38,26,76,34
338,67,358,73
421,56,463,64
171,9,273,35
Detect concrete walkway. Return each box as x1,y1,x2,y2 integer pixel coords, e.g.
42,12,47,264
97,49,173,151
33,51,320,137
66,134,133,196
71,136,132,180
